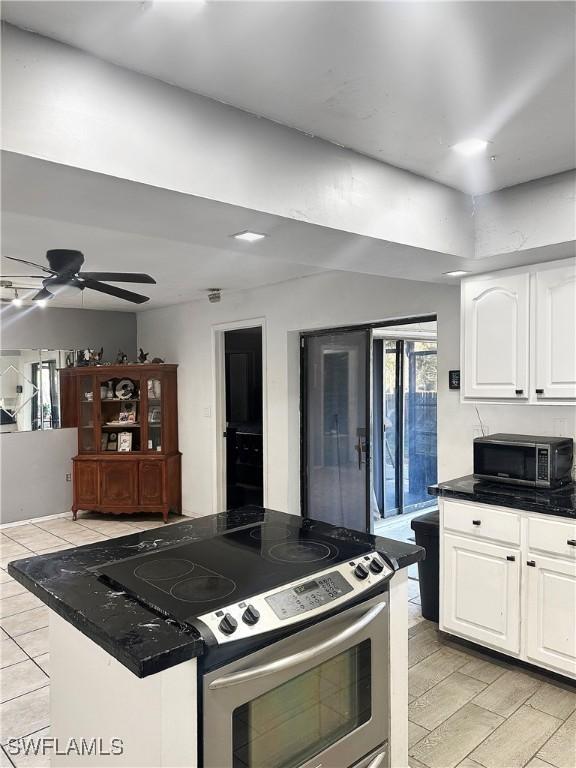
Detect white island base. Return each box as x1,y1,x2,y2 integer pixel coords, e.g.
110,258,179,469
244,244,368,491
49,569,409,768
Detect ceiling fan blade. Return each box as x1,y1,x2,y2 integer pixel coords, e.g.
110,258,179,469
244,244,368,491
0,275,44,279
32,287,54,302
4,256,56,275
79,272,156,284
81,278,150,304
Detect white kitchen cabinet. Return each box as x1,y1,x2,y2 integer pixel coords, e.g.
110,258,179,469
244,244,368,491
440,499,576,679
535,262,576,400
462,272,530,399
525,555,576,676
442,532,521,654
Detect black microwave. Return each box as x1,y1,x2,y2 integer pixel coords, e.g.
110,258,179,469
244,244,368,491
473,434,573,488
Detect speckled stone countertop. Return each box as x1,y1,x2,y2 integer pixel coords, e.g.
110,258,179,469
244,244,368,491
8,507,424,678
429,475,576,519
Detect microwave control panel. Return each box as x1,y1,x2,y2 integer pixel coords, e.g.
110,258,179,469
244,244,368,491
537,447,550,481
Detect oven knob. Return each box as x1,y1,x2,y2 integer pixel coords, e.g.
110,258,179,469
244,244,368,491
242,605,260,626
369,558,384,574
219,613,238,635
353,563,369,580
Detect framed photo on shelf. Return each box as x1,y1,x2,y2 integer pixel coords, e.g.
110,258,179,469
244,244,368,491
119,402,137,423
100,433,109,451
118,432,132,452
149,406,161,423
106,432,118,451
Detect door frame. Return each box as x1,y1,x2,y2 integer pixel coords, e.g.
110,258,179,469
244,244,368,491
300,315,436,529
213,318,267,514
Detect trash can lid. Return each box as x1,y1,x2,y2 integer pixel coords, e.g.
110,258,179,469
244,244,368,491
410,509,439,533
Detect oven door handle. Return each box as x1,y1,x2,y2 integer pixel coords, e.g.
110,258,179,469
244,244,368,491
208,601,386,690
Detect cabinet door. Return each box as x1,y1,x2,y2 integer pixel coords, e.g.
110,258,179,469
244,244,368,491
462,273,530,399
442,533,520,653
75,462,99,507
525,555,576,676
535,262,576,400
100,461,138,507
139,461,165,506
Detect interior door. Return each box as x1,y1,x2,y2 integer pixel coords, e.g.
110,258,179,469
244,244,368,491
301,329,371,532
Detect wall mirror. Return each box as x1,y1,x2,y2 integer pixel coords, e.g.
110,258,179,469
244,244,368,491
0,349,74,433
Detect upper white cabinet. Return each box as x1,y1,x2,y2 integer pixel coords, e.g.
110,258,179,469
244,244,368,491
462,258,576,402
535,263,576,400
462,272,530,399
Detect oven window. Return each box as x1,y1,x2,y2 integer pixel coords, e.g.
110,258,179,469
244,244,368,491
474,443,535,481
232,640,371,768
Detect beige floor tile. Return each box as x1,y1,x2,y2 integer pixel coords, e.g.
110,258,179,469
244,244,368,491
0,686,50,744
409,648,469,698
409,721,429,749
1,527,37,545
0,608,49,639
409,759,430,768
408,601,426,629
0,593,42,620
14,629,48,659
471,705,562,768
457,759,485,768
410,703,504,768
0,638,27,669
4,531,65,552
0,660,48,704
5,729,51,768
0,582,27,600
525,758,558,768
33,655,49,677
409,627,444,668
0,572,13,585
409,671,487,731
537,710,576,768
471,669,543,718
57,531,107,546
526,682,576,721
409,619,438,639
30,544,74,556
458,657,508,685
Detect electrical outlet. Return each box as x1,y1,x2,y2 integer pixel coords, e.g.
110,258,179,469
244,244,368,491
65,473,72,482
203,407,211,418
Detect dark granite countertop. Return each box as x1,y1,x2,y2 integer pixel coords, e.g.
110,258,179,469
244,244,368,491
8,507,423,678
429,475,576,519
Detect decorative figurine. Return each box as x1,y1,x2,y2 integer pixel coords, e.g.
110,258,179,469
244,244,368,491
116,350,128,365
151,357,165,364
138,348,149,364
65,352,75,368
89,347,104,364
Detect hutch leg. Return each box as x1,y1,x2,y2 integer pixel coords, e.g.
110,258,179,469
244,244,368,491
72,508,78,521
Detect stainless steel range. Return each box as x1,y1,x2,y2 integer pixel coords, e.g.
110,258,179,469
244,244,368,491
99,518,393,768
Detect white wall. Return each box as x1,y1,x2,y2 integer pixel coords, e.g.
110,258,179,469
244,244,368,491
2,23,472,258
138,271,576,519
0,306,137,524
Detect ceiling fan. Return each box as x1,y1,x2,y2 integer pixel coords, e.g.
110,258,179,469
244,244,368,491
2,249,156,304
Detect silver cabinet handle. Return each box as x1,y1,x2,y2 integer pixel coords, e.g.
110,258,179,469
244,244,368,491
208,602,386,690
367,750,388,768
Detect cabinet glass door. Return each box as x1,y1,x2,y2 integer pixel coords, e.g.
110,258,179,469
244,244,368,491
78,375,96,452
146,378,162,452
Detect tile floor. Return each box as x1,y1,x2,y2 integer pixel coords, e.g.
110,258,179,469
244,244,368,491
0,512,575,768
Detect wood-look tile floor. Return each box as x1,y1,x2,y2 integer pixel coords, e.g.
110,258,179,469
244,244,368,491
1,512,575,768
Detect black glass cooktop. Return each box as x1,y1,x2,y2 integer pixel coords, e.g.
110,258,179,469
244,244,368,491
98,521,375,626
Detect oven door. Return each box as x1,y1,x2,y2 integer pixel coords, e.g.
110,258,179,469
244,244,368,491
202,592,388,768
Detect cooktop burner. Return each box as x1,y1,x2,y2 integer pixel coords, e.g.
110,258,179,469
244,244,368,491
97,521,378,628
268,540,335,563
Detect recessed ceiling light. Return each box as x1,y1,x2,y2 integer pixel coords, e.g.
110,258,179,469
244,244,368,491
443,270,470,278
452,138,488,157
36,299,48,308
11,289,22,307
232,231,267,242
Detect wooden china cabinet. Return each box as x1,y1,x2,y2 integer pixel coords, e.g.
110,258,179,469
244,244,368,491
60,364,181,523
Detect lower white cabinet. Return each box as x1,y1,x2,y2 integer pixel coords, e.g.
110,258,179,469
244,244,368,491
440,499,576,678
525,555,576,676
443,533,520,654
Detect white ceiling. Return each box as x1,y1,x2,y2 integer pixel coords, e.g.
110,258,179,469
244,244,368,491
1,153,572,312
2,1,574,195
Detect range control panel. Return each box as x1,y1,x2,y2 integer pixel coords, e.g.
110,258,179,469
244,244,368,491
197,552,393,645
266,572,353,619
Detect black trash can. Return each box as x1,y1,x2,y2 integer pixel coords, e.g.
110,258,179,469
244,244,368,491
411,510,439,622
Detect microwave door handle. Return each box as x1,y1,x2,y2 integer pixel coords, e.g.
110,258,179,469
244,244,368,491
208,601,386,691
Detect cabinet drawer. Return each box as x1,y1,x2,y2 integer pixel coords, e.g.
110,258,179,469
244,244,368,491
443,500,520,546
527,515,576,559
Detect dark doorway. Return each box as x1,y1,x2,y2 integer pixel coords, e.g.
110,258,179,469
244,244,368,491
224,327,263,509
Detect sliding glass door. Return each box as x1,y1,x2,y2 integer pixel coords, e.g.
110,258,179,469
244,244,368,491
301,330,371,532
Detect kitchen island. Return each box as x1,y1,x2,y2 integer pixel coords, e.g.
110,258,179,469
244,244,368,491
9,508,423,768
